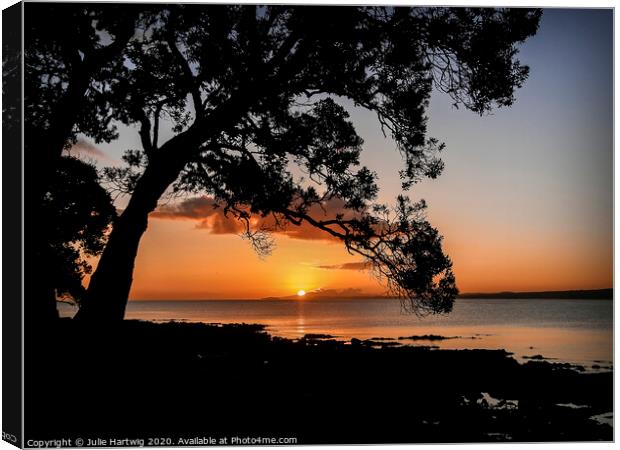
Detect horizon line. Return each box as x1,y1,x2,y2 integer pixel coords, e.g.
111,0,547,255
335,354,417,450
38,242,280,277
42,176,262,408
124,287,613,302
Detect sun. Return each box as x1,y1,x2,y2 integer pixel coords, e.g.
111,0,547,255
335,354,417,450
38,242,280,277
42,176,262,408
297,290,306,297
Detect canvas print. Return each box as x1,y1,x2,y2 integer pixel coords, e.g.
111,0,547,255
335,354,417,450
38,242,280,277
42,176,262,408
2,2,613,447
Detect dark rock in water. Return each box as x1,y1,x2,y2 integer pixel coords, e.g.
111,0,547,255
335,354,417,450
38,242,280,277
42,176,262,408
570,364,586,372
350,337,362,346
523,354,546,360
398,334,458,341
362,339,402,347
302,333,337,340
371,337,396,341
524,359,586,373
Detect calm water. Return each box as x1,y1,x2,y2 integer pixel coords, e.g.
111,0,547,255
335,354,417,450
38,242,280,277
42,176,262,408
59,298,613,368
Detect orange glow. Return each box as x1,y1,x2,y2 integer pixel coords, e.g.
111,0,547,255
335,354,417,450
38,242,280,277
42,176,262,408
119,219,383,300
80,213,612,301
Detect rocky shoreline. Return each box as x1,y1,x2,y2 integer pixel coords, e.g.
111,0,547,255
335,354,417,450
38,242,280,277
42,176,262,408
26,320,612,444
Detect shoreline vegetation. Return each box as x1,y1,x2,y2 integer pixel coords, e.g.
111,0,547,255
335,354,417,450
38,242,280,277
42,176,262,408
27,319,612,443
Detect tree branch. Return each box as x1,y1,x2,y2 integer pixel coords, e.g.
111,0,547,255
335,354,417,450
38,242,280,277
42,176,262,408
137,110,154,156
165,33,204,121
152,102,164,151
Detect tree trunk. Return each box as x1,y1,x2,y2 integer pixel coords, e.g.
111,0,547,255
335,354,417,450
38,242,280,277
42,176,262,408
73,207,149,321
74,155,184,322
74,100,242,321
30,282,60,323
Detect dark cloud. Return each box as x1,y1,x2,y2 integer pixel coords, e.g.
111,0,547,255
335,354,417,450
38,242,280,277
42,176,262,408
152,197,247,234
151,196,220,219
152,196,358,242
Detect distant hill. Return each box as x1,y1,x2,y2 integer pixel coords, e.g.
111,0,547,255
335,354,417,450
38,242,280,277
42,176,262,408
458,288,613,300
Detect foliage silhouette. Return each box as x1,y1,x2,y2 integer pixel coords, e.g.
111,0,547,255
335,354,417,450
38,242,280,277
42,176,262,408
47,5,543,321
25,3,139,179
34,157,116,318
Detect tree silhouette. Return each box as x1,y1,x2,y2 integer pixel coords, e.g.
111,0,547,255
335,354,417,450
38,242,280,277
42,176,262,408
25,4,140,320
33,157,116,320
67,6,541,321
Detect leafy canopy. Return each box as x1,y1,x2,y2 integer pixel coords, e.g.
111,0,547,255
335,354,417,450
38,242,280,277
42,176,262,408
24,3,141,151
41,157,117,303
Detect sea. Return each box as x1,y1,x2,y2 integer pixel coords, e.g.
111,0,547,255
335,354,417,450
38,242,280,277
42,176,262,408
58,297,613,369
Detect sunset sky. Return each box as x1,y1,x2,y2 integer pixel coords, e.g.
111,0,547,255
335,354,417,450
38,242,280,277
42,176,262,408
73,8,613,300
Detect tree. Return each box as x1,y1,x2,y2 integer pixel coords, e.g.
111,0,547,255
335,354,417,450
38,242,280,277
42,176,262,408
25,3,141,321
33,157,117,321
73,6,541,321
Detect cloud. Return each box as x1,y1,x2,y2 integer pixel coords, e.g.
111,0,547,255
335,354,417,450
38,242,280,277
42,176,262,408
316,262,370,271
64,138,111,162
153,197,221,220
151,196,359,242
151,197,246,234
